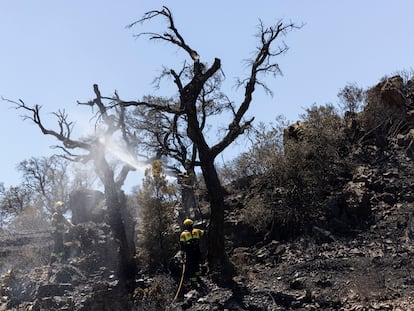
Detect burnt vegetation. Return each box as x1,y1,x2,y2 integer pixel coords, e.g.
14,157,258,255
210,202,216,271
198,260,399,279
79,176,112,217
1,5,414,310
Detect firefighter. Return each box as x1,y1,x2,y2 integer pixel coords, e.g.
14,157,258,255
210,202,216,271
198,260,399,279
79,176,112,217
50,201,74,263
179,218,204,288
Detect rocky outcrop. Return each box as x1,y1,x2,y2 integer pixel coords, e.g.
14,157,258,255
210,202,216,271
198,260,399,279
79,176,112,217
379,75,406,107
363,75,414,148
69,190,106,225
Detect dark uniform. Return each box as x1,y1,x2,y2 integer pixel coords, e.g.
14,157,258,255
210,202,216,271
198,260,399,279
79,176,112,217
50,201,73,263
179,218,204,286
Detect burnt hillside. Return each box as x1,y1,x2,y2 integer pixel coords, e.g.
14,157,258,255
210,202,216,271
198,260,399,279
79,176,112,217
1,75,414,310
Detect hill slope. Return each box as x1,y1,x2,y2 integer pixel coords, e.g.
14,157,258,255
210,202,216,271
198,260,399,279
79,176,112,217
2,75,414,310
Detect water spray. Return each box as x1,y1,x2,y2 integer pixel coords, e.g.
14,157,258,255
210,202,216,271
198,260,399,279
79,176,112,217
98,135,149,173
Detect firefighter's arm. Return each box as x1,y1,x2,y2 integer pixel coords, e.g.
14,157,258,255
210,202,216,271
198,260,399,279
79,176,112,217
64,217,75,228
197,228,205,237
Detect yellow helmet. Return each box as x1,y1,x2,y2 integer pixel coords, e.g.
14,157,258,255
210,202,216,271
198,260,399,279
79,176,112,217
54,201,65,209
183,218,193,226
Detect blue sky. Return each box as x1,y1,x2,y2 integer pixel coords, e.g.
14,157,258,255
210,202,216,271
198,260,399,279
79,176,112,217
1,1,413,190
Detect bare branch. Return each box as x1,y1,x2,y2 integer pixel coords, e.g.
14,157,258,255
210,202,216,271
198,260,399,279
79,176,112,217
170,68,185,92
115,164,136,188
209,20,301,158
128,6,200,63
5,98,92,152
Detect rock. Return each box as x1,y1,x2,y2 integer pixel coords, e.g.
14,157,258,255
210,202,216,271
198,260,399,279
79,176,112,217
380,76,406,106
36,283,72,298
69,189,105,224
290,277,306,290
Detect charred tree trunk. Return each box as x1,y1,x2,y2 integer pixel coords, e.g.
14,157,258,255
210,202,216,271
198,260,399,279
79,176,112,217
96,153,137,285
179,186,196,222
200,158,225,268
198,149,235,283
178,166,198,222
11,87,140,288
186,108,234,280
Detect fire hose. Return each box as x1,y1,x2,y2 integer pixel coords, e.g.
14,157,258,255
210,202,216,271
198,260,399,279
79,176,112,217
173,262,186,302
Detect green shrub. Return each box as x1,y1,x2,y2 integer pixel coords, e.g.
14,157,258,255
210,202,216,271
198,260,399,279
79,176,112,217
135,161,177,273
243,104,350,239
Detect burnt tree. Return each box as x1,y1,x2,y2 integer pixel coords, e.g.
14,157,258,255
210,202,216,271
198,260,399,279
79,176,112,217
120,7,300,277
9,86,138,285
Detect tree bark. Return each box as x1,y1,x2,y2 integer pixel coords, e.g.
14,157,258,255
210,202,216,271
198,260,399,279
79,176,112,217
96,153,137,284
200,158,225,267
198,153,235,283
